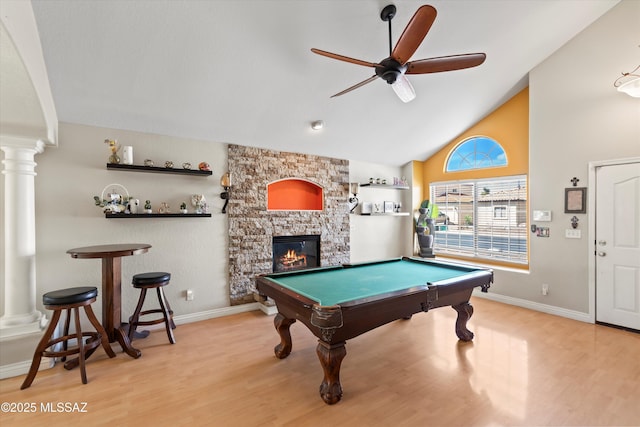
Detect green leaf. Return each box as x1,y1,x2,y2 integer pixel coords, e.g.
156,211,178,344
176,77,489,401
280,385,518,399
430,204,439,218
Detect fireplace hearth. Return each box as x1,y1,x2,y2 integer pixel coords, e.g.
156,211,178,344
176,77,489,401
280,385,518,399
273,235,320,273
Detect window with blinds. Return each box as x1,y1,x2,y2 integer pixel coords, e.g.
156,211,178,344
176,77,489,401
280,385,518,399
430,175,528,264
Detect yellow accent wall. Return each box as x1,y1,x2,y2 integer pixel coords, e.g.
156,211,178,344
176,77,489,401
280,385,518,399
418,87,529,198
414,87,529,268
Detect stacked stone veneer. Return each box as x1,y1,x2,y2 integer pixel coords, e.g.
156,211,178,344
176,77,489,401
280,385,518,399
228,144,350,305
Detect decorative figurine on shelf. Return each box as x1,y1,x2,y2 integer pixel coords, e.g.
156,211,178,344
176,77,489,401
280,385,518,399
182,162,191,170
93,183,130,213
122,146,133,165
191,194,206,214
415,200,438,258
180,202,188,214
158,202,170,214
144,200,152,214
144,159,154,167
104,139,121,164
93,193,126,213
127,198,139,214
198,162,211,171
165,161,174,168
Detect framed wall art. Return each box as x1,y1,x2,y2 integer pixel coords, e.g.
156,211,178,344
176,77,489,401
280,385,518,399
564,187,586,214
384,201,395,213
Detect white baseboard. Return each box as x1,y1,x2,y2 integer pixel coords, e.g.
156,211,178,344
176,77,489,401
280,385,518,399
172,302,262,325
1,358,53,380
472,290,592,323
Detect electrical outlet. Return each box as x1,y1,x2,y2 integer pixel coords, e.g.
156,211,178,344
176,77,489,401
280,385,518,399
186,289,194,301
542,283,549,296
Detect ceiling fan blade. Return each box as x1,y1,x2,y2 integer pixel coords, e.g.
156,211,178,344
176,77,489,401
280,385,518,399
406,53,486,74
391,74,416,103
330,75,378,98
391,5,437,65
311,48,379,68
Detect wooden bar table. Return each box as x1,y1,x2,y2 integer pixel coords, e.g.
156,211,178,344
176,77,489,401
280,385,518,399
67,243,151,358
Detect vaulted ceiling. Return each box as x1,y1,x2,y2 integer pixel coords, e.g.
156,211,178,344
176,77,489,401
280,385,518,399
28,0,619,166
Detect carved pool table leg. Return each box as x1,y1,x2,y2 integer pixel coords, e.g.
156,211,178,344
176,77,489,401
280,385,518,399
273,313,296,359
452,301,475,341
316,341,347,405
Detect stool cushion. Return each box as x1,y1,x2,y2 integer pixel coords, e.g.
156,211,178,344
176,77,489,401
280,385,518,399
43,287,98,305
132,272,171,286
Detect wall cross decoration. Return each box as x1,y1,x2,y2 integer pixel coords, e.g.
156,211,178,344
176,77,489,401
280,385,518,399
570,177,580,187
571,215,579,229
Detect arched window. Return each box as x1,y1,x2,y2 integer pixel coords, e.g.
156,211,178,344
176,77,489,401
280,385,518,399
446,136,507,172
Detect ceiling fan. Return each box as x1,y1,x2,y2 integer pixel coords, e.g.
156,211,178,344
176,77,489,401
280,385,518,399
311,4,486,103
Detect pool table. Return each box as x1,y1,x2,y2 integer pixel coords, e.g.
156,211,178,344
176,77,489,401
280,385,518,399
256,256,493,405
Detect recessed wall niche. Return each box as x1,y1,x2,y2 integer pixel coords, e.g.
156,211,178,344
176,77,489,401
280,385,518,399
227,144,350,305
267,178,324,211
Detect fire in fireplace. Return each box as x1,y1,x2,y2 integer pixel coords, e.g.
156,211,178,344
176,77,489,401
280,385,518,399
272,235,320,273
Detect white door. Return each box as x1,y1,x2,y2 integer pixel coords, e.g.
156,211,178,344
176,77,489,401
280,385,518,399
595,162,640,330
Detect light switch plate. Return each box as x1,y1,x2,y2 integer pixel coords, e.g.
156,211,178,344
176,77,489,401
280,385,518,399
565,229,581,239
533,210,552,221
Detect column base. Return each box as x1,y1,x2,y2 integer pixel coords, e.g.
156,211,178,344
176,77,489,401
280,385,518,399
0,315,50,379
0,311,44,331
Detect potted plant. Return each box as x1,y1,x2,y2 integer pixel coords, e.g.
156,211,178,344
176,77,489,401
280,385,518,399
416,200,439,258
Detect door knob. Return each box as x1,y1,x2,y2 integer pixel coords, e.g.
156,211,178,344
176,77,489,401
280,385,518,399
597,252,607,257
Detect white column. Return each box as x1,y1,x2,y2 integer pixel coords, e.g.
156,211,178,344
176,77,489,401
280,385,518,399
0,137,45,331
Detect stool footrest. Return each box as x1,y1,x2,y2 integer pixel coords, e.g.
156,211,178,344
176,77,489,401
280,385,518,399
42,332,102,358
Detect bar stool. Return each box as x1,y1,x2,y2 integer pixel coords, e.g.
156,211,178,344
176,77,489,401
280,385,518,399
21,286,116,390
128,272,176,345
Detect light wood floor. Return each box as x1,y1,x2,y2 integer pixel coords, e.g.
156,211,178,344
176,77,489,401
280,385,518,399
1,297,639,426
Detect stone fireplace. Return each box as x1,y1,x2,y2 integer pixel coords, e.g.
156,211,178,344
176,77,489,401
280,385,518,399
227,144,350,305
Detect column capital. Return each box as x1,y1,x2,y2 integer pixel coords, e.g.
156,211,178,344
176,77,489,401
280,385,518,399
0,136,46,155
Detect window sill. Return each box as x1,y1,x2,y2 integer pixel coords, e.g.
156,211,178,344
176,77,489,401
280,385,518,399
434,255,529,274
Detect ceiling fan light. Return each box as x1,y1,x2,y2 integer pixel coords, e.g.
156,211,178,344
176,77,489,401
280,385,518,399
391,75,416,103
616,75,640,98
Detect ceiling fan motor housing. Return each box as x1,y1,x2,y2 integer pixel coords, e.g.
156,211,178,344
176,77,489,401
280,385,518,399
375,58,407,84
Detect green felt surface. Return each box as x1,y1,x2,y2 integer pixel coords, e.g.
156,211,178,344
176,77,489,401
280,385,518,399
268,259,474,306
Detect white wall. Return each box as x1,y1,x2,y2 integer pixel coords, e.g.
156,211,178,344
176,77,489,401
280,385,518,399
349,160,414,263
485,0,639,317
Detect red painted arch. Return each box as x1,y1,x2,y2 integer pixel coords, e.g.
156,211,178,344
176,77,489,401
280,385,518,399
267,179,323,211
